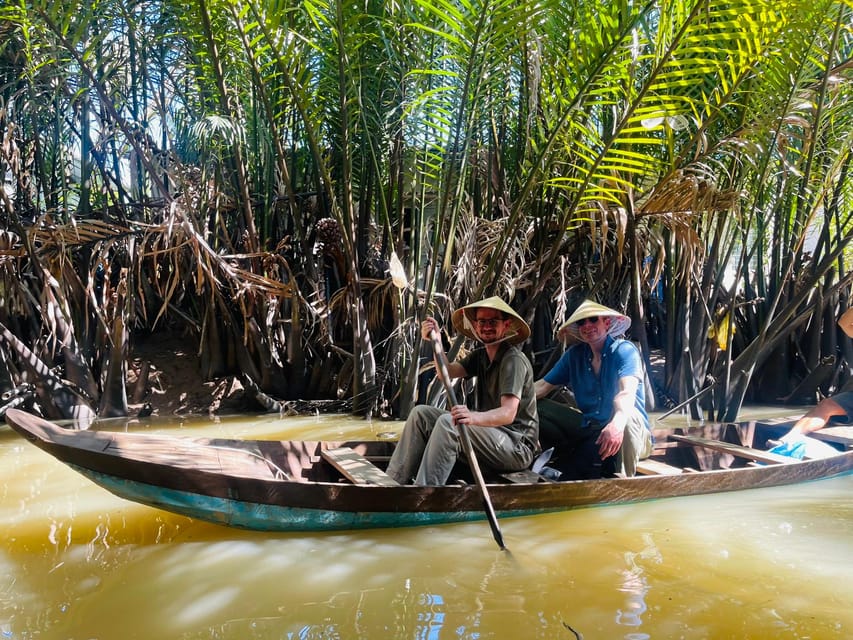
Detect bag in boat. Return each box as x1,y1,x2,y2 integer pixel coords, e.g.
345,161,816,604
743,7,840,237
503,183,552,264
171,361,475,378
767,436,838,460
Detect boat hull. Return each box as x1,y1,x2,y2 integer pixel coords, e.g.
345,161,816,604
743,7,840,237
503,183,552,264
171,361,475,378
7,409,853,532
75,465,546,530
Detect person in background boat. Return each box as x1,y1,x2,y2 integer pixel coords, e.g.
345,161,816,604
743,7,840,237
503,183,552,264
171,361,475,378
774,389,853,444
773,307,853,446
386,296,539,486
534,300,653,480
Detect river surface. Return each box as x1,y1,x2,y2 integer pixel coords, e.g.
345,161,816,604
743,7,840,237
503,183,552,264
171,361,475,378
2,408,852,639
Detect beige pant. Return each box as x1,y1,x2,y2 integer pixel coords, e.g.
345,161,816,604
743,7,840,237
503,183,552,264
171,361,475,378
537,398,652,478
617,410,653,477
386,405,536,485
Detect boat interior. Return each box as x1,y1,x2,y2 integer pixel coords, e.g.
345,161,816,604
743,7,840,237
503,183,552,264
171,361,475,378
298,416,853,487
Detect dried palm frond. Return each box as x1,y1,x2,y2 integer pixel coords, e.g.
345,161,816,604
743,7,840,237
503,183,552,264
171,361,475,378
451,204,529,304
134,199,296,330
635,169,741,282
639,168,740,217
327,278,390,333
29,218,135,252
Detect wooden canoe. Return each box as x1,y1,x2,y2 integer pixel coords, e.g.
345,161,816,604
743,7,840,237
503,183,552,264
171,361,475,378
6,408,853,532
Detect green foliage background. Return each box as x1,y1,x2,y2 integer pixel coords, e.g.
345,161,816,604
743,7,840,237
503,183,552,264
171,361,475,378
0,0,851,421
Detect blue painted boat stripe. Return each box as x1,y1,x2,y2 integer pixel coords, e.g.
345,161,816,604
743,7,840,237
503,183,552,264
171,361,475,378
72,465,558,531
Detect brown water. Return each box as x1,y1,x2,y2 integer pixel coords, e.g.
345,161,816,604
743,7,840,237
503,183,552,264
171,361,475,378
2,410,852,639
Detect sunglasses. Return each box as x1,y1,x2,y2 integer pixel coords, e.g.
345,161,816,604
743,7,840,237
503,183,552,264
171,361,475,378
474,317,504,328
575,316,600,327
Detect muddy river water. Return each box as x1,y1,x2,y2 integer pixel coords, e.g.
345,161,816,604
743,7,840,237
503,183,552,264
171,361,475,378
2,409,852,639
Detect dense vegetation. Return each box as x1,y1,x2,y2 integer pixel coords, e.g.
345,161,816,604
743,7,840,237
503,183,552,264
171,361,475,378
0,0,851,423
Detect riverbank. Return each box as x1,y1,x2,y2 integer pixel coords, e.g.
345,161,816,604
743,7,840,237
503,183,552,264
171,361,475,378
128,332,249,417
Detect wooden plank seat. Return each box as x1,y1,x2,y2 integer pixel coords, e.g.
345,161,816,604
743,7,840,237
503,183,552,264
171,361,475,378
669,434,796,465
809,427,853,450
321,446,400,486
636,458,684,475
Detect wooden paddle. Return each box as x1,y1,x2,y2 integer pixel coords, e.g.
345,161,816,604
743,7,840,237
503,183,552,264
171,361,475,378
429,330,507,550
387,254,505,548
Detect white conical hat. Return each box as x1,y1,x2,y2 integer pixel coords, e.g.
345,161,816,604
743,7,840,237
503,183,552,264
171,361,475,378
557,299,631,340
451,296,530,345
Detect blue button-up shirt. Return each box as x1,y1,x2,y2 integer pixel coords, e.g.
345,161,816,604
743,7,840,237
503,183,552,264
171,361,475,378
543,335,649,429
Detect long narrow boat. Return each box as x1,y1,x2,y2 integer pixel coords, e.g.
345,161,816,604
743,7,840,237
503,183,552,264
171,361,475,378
6,408,853,532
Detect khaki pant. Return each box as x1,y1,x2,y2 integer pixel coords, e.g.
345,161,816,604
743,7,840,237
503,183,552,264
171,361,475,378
386,405,536,485
538,399,652,479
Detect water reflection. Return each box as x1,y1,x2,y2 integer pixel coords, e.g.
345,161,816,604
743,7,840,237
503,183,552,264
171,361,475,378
2,411,853,638
414,591,444,639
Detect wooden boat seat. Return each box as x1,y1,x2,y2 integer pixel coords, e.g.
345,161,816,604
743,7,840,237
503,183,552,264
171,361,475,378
321,446,400,486
669,434,796,465
635,458,684,475
809,426,853,450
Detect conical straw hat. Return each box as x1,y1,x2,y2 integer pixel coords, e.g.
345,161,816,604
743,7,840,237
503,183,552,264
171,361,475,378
451,296,530,345
557,299,631,340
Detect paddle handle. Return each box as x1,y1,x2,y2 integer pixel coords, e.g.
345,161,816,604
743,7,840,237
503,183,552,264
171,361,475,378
429,330,506,550
429,329,461,407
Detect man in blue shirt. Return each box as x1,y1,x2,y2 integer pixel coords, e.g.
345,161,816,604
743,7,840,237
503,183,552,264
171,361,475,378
534,300,652,479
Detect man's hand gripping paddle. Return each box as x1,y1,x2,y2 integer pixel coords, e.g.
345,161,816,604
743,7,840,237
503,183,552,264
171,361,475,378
429,330,507,551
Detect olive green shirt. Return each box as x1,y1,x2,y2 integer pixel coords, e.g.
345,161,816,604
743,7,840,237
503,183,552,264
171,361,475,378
459,343,539,449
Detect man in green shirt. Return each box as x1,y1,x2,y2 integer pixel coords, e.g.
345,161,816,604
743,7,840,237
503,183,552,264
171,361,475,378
386,296,539,485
